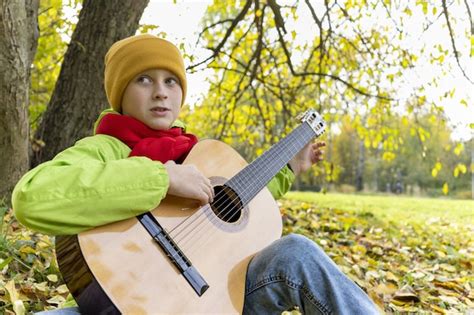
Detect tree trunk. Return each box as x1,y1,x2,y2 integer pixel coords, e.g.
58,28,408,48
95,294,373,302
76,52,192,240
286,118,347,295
32,0,149,166
0,0,39,203
355,139,365,191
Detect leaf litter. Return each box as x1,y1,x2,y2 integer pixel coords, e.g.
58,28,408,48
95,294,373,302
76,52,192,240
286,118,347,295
0,199,473,313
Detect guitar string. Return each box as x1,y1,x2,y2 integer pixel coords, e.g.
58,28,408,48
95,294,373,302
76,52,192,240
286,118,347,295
177,134,310,257
172,127,314,255
169,127,312,253
167,125,314,254
167,124,309,245
167,133,305,256
167,123,307,240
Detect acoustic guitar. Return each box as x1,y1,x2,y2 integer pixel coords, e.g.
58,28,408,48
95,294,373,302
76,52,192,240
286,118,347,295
56,109,326,314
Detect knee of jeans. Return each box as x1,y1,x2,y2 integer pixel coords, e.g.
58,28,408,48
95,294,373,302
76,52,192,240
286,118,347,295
281,234,328,262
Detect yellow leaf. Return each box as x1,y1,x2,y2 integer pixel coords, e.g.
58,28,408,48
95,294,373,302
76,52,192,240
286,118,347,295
471,35,474,56
382,151,396,161
418,95,426,104
372,139,378,149
411,271,425,279
5,280,25,315
438,295,460,305
14,301,26,315
453,143,464,156
386,271,399,282
396,265,408,274
47,274,58,282
34,281,48,292
442,182,449,195
419,132,425,142
421,2,427,14
401,116,409,126
434,280,465,292
431,168,438,178
352,244,367,254
56,284,69,294
392,284,420,302
46,295,66,306
364,138,371,148
430,304,446,314
454,164,467,178
436,250,446,258
19,245,36,254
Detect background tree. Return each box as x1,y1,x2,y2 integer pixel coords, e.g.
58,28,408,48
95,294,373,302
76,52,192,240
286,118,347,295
0,0,39,202
31,0,149,166
29,0,72,134
0,0,150,201
1,0,471,200
182,0,472,196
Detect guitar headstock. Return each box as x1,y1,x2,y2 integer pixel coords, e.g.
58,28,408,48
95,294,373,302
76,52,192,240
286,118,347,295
298,109,326,137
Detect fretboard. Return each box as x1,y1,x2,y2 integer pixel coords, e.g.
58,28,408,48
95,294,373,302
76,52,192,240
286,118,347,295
226,122,316,206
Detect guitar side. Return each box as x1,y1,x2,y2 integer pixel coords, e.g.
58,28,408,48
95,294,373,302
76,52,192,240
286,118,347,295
57,139,283,314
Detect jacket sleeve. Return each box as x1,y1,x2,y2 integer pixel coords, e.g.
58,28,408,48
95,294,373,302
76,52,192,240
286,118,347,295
266,165,295,200
12,135,169,235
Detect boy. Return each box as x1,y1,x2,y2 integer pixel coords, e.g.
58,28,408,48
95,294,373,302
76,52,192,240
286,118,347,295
12,34,378,314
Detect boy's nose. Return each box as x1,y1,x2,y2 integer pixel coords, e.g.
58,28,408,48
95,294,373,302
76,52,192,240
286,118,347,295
153,84,168,99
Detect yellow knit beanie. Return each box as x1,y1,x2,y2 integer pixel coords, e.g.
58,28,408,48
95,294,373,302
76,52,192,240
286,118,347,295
104,34,187,112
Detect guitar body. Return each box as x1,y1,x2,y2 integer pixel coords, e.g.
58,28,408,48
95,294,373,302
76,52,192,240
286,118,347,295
56,139,283,314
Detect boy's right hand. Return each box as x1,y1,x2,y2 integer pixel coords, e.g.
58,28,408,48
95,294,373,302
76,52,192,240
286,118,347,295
164,161,214,205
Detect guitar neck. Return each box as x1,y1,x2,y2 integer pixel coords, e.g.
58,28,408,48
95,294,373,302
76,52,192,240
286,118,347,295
226,122,316,206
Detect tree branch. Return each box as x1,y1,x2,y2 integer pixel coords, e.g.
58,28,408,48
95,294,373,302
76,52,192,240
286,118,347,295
442,0,473,84
195,18,234,46
274,23,393,101
267,0,287,33
187,0,253,71
464,0,473,35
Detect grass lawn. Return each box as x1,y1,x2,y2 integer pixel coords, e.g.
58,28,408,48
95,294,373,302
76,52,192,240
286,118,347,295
286,191,474,225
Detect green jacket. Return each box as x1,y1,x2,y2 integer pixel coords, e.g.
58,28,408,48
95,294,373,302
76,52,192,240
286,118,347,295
12,109,295,235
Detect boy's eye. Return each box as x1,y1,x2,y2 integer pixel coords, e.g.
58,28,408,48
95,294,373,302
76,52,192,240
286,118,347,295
165,77,179,85
137,76,152,84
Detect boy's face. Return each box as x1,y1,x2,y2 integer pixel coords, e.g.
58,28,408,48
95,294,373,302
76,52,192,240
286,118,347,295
121,69,182,130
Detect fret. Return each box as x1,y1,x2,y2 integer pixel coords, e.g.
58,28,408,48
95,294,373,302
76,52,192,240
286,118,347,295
226,122,316,206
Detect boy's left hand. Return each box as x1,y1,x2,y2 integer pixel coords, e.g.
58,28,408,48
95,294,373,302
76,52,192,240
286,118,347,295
288,141,326,176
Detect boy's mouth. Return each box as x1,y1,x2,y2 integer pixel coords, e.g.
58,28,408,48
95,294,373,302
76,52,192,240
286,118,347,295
150,106,169,113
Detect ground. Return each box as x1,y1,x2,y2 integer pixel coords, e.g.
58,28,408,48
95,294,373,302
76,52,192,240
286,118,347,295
0,192,473,314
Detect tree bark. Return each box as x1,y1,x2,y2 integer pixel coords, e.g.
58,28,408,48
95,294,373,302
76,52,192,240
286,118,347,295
355,139,365,191
32,0,149,166
0,0,39,203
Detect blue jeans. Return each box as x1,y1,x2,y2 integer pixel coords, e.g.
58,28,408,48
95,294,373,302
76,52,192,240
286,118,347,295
37,234,379,314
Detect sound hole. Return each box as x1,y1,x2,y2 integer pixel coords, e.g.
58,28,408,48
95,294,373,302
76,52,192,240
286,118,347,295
210,185,242,223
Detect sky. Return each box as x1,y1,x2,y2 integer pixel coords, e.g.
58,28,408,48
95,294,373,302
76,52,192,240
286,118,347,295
141,0,473,141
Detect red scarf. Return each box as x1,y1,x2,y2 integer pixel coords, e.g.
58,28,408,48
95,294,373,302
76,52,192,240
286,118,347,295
96,114,198,163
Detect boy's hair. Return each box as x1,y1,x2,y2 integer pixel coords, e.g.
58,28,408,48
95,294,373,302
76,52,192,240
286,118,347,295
104,34,187,112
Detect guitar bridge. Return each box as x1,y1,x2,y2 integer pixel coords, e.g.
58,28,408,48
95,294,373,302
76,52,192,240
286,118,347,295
137,212,209,296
